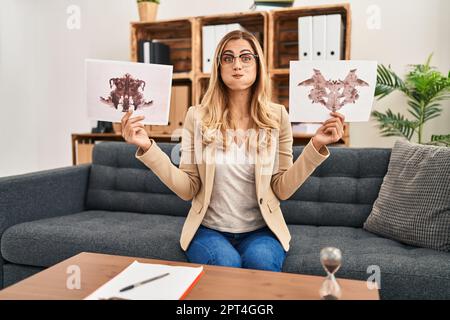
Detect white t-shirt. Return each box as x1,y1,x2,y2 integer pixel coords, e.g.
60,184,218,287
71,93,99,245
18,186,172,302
201,139,267,233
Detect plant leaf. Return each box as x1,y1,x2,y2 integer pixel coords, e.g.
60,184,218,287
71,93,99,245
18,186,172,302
427,134,450,147
372,109,417,140
375,64,408,100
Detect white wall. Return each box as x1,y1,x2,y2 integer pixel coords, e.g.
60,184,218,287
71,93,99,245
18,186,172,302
0,0,137,176
0,0,449,177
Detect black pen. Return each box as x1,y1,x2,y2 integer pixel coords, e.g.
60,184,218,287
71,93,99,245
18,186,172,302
119,272,170,292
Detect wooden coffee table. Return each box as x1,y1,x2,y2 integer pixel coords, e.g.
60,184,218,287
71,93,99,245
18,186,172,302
0,252,379,300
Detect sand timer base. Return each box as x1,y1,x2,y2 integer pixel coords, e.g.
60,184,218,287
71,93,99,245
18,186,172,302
319,274,342,300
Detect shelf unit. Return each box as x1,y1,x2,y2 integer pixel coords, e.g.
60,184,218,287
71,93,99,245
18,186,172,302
72,4,352,165
130,4,352,145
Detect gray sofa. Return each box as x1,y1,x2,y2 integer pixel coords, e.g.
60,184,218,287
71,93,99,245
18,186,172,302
1,141,449,299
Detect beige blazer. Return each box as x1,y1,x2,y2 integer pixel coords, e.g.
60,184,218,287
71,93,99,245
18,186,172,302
135,103,330,252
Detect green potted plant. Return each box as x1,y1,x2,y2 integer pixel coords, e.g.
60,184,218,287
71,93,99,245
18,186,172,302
372,54,450,146
137,0,160,22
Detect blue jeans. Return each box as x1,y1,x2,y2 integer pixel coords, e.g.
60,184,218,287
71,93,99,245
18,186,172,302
185,225,287,272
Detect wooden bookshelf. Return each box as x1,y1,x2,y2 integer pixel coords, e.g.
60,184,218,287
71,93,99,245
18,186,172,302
131,4,351,145
72,4,352,165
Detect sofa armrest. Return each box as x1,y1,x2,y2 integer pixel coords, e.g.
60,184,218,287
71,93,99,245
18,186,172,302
0,164,91,236
0,164,91,288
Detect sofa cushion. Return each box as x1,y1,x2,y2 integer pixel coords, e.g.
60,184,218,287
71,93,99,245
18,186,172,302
3,215,449,299
285,225,450,299
363,139,450,251
283,146,391,228
1,210,188,267
85,142,191,216
86,141,392,228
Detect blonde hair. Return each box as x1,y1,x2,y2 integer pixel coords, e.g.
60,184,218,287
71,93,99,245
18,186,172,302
199,30,279,153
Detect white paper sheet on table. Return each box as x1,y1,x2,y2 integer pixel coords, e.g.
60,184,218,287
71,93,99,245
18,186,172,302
84,260,204,300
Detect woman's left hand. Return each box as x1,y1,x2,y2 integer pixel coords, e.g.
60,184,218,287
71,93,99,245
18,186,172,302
313,111,345,147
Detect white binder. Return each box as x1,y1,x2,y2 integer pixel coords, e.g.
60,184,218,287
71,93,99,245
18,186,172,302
298,16,313,60
326,14,344,60
202,25,215,73
227,23,246,33
143,41,151,64
312,15,327,60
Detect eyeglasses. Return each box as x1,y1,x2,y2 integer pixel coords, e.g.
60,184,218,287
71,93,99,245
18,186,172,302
219,53,259,67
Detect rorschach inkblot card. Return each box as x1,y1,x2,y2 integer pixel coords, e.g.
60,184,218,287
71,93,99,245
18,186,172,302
289,60,377,123
85,59,173,125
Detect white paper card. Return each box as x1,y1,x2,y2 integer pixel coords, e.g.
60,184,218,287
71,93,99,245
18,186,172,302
84,260,203,300
86,59,173,125
292,123,322,134
289,60,377,122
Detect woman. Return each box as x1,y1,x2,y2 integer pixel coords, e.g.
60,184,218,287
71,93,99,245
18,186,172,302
121,30,345,272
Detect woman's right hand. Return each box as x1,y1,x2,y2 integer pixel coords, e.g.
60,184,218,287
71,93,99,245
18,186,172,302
121,110,152,152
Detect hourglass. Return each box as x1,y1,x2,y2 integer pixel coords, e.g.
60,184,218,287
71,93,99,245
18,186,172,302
319,247,342,300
